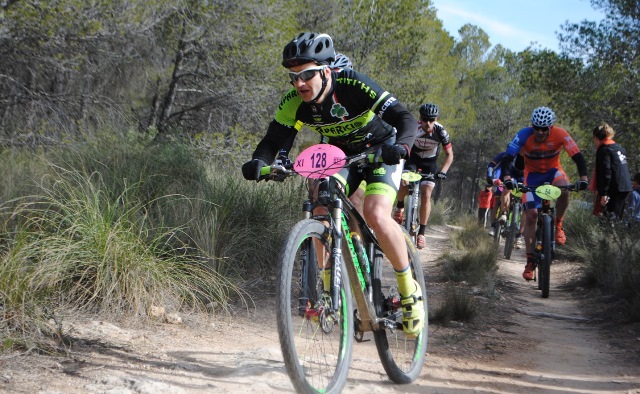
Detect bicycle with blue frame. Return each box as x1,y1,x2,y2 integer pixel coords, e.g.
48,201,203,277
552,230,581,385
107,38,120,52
260,144,428,393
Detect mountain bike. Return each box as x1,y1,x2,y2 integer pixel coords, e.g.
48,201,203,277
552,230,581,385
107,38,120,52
503,189,524,260
260,144,428,394
491,199,503,246
517,183,577,298
400,170,432,244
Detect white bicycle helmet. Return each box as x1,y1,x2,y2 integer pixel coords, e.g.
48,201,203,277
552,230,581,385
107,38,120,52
330,53,353,70
531,107,556,128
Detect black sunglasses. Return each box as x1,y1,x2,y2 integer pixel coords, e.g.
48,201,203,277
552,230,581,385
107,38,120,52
533,126,550,132
420,116,436,122
288,66,325,83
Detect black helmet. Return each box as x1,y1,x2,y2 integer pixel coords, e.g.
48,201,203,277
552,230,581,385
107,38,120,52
282,32,336,68
419,103,439,119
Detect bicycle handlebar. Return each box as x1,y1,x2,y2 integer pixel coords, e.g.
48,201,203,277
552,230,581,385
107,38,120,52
258,150,381,182
515,182,579,193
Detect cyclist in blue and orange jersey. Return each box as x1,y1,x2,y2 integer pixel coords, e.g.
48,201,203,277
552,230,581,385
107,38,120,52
486,152,525,246
392,103,453,249
241,32,423,336
502,107,588,281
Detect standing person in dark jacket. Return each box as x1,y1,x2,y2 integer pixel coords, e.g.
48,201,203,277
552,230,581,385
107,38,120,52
592,123,632,220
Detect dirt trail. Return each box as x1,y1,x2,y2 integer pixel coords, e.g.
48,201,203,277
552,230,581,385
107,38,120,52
1,225,639,393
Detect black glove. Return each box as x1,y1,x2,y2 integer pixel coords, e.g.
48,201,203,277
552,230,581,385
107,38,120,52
486,176,493,185
242,159,268,181
576,179,588,191
504,179,516,190
437,171,447,180
378,144,407,165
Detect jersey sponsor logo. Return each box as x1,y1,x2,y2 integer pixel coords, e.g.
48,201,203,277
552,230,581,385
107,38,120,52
313,119,364,136
378,97,396,116
373,167,386,176
278,89,299,110
330,103,349,118
618,150,628,164
564,136,578,151
415,138,439,150
336,77,377,99
525,149,560,160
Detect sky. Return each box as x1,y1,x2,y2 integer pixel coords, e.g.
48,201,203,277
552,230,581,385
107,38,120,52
430,0,606,53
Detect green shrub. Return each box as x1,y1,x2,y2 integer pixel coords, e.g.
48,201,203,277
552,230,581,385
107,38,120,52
429,285,477,324
564,208,640,322
441,221,498,285
428,197,453,226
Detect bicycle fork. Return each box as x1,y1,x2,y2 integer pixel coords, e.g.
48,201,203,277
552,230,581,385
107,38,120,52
409,181,420,233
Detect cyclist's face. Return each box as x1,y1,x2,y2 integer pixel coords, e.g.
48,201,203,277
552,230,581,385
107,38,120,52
420,117,436,131
288,62,329,103
533,126,550,142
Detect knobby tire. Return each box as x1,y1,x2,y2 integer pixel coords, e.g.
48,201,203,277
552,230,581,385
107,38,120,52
372,227,428,383
503,203,520,260
540,215,553,298
493,221,502,246
404,191,419,245
276,219,354,394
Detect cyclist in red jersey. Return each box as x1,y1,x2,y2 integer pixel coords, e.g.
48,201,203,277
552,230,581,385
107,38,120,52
502,107,588,281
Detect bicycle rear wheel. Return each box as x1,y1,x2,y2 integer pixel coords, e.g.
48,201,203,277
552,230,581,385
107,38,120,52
372,227,428,383
276,219,354,394
540,215,553,298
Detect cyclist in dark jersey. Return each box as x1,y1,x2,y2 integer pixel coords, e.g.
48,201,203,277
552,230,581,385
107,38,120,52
241,32,423,337
393,103,453,249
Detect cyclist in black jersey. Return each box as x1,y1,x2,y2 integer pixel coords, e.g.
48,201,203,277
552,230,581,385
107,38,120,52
393,103,453,249
329,53,366,216
241,32,423,337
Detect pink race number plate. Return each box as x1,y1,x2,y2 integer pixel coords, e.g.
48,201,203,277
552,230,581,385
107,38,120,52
294,144,346,179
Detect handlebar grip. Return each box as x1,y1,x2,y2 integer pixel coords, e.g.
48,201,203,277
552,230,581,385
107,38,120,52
260,166,271,176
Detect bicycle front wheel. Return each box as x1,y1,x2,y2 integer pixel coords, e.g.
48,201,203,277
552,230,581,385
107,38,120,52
404,192,418,243
276,219,354,394
372,227,428,383
493,220,502,246
540,215,553,298
503,204,520,260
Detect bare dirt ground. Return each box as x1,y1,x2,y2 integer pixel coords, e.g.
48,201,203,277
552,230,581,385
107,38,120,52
2,225,640,394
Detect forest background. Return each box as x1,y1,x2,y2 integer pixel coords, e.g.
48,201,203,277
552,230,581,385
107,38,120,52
1,0,639,346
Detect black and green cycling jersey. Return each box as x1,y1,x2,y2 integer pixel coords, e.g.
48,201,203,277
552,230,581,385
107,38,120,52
252,68,417,162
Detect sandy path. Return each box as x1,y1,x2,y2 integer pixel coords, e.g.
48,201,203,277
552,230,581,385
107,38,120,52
1,225,639,393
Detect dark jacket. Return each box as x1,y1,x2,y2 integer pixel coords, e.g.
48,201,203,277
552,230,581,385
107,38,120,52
595,141,632,196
